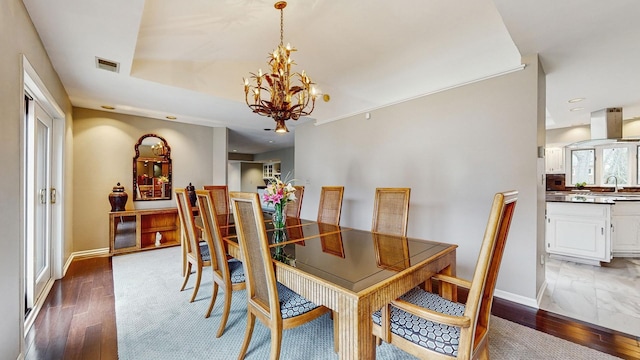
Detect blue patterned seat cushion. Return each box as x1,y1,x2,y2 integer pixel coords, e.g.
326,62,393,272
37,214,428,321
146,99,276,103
227,260,245,284
199,244,211,262
277,283,321,319
372,287,465,356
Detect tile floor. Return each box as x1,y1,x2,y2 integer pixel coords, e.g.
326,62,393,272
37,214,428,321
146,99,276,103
540,256,640,337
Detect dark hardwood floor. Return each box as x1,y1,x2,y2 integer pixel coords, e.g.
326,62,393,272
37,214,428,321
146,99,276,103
24,256,117,360
24,256,640,359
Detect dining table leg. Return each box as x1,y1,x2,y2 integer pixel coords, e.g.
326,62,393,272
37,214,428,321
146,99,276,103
438,259,457,302
337,296,376,359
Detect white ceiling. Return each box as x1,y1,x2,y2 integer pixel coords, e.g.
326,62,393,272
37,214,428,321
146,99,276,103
22,0,640,153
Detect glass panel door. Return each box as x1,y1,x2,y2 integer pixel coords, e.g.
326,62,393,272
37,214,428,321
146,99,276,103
26,100,53,310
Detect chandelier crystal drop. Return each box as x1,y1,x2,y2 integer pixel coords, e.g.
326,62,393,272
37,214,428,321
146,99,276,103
243,1,318,133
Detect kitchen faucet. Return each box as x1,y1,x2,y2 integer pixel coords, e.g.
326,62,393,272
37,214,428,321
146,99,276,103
606,175,620,192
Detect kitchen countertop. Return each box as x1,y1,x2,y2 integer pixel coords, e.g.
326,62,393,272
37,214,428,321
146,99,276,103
546,191,640,204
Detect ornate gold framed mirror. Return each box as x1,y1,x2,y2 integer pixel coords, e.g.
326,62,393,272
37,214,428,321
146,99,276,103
133,134,172,201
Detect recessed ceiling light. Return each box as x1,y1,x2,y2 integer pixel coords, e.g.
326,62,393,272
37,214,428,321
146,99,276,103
101,105,115,110
232,149,238,152
568,98,585,103
268,140,274,143
570,107,584,112
166,116,177,120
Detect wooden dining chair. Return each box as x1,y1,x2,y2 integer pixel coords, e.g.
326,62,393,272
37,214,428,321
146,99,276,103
175,188,211,302
195,190,246,336
317,186,344,225
229,191,332,360
203,185,229,215
371,187,411,237
372,190,518,359
284,185,304,218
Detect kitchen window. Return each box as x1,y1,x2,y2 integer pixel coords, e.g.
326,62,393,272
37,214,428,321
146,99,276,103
569,144,637,187
571,149,595,185
602,147,628,185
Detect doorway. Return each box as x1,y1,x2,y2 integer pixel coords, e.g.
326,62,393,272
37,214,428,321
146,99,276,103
22,56,65,332
24,98,54,318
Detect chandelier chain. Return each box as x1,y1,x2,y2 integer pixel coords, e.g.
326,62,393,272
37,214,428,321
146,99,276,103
280,6,284,47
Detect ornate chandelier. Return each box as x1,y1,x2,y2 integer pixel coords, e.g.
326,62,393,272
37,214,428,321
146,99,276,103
243,1,318,133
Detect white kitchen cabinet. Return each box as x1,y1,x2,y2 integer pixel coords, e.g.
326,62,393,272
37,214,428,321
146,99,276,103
545,147,565,174
546,202,611,263
611,202,640,256
262,162,281,179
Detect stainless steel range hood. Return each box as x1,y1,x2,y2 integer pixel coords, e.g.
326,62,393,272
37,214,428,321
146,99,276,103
566,107,634,148
590,108,622,140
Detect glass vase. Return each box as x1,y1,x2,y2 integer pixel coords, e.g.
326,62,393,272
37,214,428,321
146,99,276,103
272,229,290,265
272,203,286,229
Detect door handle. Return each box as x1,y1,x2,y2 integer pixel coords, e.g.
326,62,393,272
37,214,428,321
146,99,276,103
50,188,57,204
39,188,47,204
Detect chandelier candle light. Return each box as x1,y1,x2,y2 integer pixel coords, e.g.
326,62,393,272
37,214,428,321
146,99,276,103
243,1,318,133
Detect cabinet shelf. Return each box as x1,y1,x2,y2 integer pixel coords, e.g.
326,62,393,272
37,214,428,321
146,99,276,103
141,225,178,234
139,240,180,251
110,208,181,255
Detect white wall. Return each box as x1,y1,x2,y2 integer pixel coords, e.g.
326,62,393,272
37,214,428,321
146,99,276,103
240,163,264,192
228,162,242,192
295,56,544,303
72,108,220,252
211,127,228,184
0,0,73,357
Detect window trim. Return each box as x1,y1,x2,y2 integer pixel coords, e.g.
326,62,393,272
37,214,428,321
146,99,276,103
569,143,638,187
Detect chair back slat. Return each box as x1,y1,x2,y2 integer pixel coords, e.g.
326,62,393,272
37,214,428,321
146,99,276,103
195,190,227,275
175,188,200,259
475,192,517,339
203,185,229,215
317,186,344,225
371,188,411,237
284,185,304,218
230,192,278,318
462,190,518,356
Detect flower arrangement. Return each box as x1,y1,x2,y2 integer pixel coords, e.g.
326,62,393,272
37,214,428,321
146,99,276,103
262,176,297,229
262,178,297,207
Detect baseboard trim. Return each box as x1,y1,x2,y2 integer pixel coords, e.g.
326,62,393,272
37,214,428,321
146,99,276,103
612,252,640,257
536,280,548,307
494,289,539,309
62,248,110,276
549,254,602,266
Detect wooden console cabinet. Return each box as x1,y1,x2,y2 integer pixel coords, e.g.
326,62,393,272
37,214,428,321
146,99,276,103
109,208,181,254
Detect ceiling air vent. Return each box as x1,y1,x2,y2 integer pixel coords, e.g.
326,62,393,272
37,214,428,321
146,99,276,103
95,57,120,73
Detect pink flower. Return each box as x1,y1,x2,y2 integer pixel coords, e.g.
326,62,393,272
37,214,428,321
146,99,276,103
262,176,297,207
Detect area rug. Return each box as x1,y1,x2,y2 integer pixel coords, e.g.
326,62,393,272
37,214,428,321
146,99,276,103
113,247,620,359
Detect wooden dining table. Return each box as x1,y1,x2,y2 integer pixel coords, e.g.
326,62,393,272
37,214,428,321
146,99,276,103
215,215,458,360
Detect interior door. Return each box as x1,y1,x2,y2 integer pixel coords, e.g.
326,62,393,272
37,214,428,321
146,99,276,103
26,100,54,310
